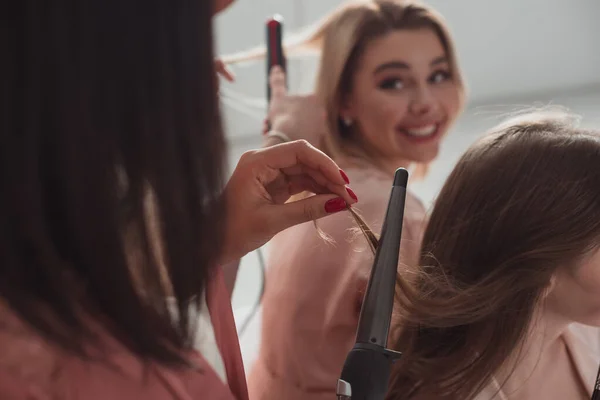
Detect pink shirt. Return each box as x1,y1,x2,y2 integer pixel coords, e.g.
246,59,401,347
0,267,248,400
248,166,427,400
475,324,600,400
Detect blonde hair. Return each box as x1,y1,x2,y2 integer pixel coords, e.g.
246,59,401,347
223,0,466,177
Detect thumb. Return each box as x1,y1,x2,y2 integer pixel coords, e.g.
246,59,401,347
271,195,348,231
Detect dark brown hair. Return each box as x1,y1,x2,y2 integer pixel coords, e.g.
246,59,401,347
385,110,600,399
1,0,225,366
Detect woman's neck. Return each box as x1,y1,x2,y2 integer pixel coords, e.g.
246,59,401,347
495,305,572,397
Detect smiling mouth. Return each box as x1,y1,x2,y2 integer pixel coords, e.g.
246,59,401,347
397,123,442,141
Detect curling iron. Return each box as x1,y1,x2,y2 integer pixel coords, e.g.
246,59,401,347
336,168,408,400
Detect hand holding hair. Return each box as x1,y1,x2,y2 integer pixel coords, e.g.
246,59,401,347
220,139,358,265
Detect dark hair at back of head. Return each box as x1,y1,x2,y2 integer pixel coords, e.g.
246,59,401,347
1,0,225,366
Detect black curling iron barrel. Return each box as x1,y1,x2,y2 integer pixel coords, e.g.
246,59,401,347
337,168,408,400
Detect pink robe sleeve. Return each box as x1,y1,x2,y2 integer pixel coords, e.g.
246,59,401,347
0,371,51,400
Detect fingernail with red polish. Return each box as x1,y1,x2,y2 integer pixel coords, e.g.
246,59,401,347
340,169,350,184
346,187,358,202
325,197,347,213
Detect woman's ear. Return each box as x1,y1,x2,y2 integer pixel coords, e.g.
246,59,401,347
542,274,557,299
339,98,356,126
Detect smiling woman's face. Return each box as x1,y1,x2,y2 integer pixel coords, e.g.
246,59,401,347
340,28,462,165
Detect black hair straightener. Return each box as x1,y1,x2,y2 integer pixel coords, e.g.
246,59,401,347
266,14,287,105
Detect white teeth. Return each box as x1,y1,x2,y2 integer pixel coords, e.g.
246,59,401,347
404,124,436,137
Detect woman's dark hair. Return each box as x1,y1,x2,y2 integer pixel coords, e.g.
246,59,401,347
1,0,225,365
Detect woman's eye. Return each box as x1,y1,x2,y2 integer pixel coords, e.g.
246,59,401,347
430,70,451,84
379,78,404,90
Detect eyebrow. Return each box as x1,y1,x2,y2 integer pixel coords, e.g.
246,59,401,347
373,56,449,74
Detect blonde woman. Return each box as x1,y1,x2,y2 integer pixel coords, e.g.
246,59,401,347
225,1,465,399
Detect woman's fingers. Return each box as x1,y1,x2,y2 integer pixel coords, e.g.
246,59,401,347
269,66,287,100
222,141,358,260
256,140,356,205
280,164,355,202
268,194,350,233
285,175,329,196
259,140,349,187
215,59,235,82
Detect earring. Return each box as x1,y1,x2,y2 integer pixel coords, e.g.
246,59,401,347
342,116,353,127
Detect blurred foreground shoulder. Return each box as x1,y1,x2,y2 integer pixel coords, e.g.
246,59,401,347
0,304,64,399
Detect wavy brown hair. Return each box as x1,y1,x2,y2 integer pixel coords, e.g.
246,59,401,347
385,110,600,399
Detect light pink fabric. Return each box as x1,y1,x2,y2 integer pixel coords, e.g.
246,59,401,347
0,268,245,400
207,267,249,400
474,323,600,399
247,166,428,400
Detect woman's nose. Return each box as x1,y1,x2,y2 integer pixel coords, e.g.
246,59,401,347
409,86,437,116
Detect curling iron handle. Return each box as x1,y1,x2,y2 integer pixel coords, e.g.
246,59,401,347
338,343,401,400
337,379,352,400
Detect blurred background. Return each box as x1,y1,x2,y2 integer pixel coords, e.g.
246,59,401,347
214,0,600,369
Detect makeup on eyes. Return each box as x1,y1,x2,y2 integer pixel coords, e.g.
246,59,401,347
376,69,451,90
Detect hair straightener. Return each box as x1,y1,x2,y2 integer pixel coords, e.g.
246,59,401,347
264,14,287,135
266,14,287,105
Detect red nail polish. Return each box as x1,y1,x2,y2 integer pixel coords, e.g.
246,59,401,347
346,187,358,202
340,169,350,184
325,197,347,213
